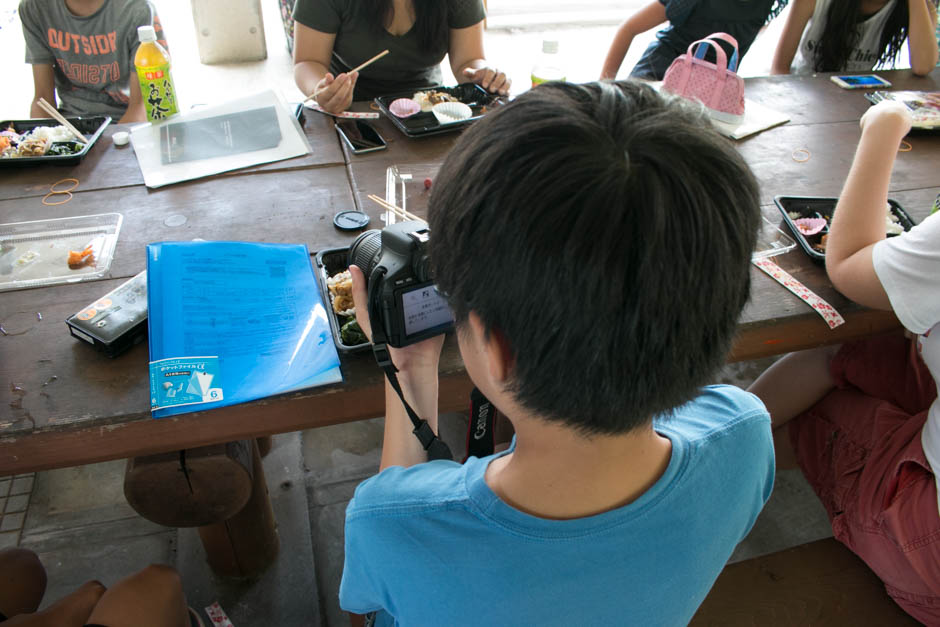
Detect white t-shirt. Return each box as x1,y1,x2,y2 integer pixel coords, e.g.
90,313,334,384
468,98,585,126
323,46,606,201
873,211,940,515
793,0,897,73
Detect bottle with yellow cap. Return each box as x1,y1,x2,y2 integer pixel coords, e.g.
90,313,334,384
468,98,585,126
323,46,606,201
135,25,179,122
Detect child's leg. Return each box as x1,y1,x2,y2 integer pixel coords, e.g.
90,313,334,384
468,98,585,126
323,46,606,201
748,345,839,468
83,564,190,627
0,548,47,617
2,580,105,627
748,345,840,429
834,334,936,415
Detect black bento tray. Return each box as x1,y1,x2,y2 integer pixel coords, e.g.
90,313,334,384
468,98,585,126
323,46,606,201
314,246,370,353
774,195,916,262
0,115,111,167
374,83,503,138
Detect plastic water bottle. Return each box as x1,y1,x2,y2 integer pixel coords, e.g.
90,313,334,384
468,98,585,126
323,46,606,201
531,40,566,88
135,25,179,122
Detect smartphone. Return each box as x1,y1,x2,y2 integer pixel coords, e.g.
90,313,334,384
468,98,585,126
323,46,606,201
335,119,387,154
830,74,892,89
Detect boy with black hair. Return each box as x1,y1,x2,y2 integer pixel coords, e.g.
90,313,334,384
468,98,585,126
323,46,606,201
19,0,165,123
342,80,774,625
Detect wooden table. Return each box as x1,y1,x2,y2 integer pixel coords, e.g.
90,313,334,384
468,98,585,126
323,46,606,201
1,69,938,476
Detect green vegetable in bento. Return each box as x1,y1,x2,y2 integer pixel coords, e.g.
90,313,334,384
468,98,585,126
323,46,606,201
341,318,367,345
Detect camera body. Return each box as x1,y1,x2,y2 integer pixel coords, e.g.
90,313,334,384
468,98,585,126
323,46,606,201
348,221,454,348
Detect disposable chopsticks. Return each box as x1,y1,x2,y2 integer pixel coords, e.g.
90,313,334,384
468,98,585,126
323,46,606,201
304,49,390,102
367,194,425,224
36,98,89,143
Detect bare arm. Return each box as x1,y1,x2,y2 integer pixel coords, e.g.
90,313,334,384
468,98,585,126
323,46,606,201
906,0,939,75
118,74,146,123
448,21,510,95
349,265,444,470
600,2,668,79
292,21,357,114
825,101,913,309
771,0,815,74
29,65,57,118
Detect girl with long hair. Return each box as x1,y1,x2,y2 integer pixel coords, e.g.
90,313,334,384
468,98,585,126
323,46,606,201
293,0,509,114
772,0,938,75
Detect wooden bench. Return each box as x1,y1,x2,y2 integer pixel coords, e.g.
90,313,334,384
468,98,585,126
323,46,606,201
691,538,920,625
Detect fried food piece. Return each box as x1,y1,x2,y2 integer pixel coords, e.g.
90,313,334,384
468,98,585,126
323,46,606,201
67,246,95,269
327,270,355,314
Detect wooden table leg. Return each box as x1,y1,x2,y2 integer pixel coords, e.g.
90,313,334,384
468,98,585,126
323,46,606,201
125,438,279,577
197,439,279,577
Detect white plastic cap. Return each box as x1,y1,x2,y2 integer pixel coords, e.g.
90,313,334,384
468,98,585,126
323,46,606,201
137,25,156,42
542,40,559,55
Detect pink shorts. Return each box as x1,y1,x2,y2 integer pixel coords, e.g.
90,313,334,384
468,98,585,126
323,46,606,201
790,334,940,624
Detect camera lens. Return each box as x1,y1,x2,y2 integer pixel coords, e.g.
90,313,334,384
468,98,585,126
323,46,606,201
348,230,383,279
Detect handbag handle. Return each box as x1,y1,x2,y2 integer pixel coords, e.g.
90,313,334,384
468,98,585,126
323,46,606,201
695,32,741,72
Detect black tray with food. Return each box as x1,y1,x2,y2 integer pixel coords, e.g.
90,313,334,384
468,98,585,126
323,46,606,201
314,246,371,353
774,195,916,262
0,115,111,167
374,83,503,138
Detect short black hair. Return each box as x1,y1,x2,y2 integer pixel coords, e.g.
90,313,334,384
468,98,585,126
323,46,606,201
428,81,761,435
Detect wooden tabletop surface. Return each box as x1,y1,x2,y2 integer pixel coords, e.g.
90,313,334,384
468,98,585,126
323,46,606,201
1,69,937,475
0,108,345,201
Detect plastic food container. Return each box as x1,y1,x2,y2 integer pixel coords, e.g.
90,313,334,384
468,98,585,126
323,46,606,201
774,195,916,262
0,116,111,167
0,213,123,292
374,83,504,137
314,247,370,353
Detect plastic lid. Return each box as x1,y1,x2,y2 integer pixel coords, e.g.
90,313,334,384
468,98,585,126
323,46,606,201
333,211,370,231
137,25,156,42
542,40,559,55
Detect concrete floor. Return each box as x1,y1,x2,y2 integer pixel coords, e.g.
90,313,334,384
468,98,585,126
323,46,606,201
1,1,834,625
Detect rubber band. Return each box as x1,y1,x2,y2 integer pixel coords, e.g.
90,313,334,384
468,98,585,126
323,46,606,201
42,191,72,205
49,177,79,193
791,148,811,163
898,140,912,152
369,102,381,111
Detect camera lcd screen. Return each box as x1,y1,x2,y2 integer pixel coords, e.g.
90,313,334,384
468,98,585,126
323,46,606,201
401,285,453,337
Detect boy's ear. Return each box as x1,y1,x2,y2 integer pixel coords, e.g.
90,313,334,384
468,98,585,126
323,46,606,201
467,312,513,384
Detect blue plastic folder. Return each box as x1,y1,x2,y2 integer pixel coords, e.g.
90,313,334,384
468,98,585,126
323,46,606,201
147,241,342,418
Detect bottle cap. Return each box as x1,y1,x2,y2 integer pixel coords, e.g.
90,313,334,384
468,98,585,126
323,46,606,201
137,25,156,43
542,40,559,55
112,131,130,146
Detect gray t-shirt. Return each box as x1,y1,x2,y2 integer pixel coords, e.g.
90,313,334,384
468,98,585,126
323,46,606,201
292,0,485,100
19,0,163,118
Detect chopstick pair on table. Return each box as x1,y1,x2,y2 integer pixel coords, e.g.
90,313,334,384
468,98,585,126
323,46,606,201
367,194,425,224
36,97,89,143
304,49,389,103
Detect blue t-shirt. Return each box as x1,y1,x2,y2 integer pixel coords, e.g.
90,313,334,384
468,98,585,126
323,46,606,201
340,385,774,626
631,0,780,79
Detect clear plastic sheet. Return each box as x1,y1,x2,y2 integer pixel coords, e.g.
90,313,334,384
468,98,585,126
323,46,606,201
130,90,311,188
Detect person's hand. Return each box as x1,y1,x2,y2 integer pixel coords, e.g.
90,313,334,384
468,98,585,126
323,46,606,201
462,66,511,96
349,265,444,375
314,71,358,115
859,100,912,138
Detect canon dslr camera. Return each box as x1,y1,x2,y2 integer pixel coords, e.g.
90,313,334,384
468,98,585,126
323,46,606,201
348,221,454,348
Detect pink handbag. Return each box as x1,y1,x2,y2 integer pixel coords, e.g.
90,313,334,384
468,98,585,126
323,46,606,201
662,32,745,125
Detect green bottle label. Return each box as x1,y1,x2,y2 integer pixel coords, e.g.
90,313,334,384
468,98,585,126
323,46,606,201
137,64,179,121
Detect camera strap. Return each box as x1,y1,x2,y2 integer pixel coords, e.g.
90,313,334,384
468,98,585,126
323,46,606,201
368,269,452,461
465,387,498,461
